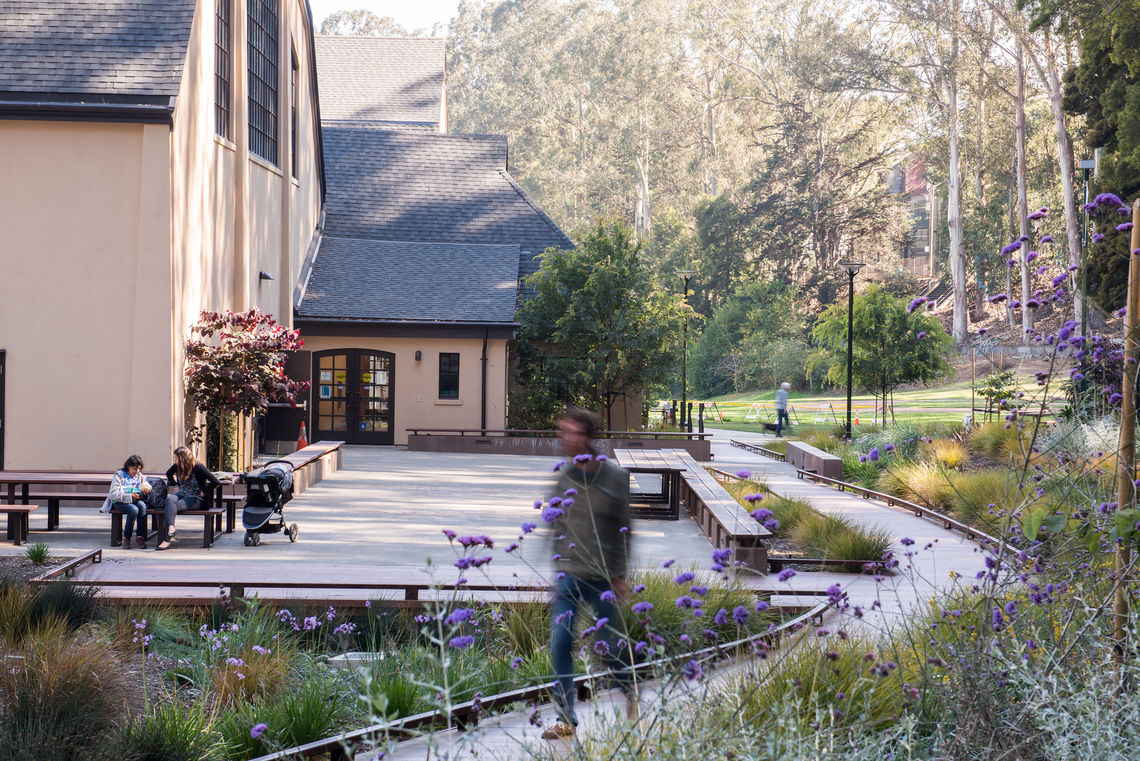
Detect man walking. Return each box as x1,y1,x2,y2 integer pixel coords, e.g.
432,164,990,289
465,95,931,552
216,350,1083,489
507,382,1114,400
775,381,791,437
542,407,635,739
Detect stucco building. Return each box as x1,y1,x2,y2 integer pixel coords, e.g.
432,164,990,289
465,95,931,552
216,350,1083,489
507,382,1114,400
0,3,571,468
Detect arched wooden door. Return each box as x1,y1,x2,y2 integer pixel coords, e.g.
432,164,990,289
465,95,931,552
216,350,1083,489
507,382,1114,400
312,350,394,445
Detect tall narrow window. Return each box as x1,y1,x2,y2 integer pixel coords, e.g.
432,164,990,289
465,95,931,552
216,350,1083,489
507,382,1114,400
290,50,298,178
214,0,231,139
439,353,460,400
247,0,279,165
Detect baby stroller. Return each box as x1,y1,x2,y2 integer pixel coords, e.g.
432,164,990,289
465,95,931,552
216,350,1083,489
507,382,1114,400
241,460,298,546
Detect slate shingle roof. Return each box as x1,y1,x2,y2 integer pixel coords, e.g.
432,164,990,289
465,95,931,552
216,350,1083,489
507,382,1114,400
0,0,196,100
315,36,445,128
297,238,520,324
321,125,572,284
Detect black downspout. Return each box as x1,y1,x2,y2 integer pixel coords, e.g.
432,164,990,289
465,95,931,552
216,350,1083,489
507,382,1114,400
481,328,488,433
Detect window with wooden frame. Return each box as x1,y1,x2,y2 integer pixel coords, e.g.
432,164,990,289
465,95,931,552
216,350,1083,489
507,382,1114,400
247,0,279,165
214,0,231,140
438,353,460,400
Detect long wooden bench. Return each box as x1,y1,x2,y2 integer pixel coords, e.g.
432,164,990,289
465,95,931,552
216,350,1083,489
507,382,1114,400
785,441,842,480
33,491,241,546
664,450,771,572
1,504,37,545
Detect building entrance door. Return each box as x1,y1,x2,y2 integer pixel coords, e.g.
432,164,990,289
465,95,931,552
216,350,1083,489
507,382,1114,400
312,350,394,445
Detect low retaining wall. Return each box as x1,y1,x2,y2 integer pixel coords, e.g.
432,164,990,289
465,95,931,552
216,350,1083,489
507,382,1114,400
407,435,712,461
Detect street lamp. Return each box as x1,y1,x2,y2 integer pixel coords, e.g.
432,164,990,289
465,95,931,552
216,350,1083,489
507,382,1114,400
677,269,697,432
836,261,866,439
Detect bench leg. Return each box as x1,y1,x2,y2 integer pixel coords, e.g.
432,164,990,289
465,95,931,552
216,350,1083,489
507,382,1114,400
203,514,213,548
47,499,59,531
226,503,235,533
151,514,166,543
8,512,27,546
111,514,123,546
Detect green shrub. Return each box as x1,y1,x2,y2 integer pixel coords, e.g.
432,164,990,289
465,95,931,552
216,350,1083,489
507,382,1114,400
120,701,221,761
878,461,955,512
24,542,49,565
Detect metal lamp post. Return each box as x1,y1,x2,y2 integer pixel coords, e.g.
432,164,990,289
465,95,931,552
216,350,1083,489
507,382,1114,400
677,270,697,432
836,261,866,439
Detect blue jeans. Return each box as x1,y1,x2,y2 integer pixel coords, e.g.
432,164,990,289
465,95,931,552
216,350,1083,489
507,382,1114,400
775,408,790,436
549,575,631,726
113,500,147,539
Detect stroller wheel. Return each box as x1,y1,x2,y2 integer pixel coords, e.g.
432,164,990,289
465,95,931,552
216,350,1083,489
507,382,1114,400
243,532,253,547
289,523,299,542
252,533,262,547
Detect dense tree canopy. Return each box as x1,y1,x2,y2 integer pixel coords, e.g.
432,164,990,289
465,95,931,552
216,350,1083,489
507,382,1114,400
513,221,686,428
809,286,954,418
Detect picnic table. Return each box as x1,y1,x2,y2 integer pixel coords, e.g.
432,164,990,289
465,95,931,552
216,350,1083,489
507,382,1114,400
611,448,685,520
0,470,237,543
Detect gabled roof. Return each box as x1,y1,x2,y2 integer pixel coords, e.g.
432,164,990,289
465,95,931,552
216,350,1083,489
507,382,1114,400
321,125,573,283
297,238,520,324
315,35,445,129
0,0,196,118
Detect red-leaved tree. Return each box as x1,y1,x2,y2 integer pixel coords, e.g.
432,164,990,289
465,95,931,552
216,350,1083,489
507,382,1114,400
185,309,308,468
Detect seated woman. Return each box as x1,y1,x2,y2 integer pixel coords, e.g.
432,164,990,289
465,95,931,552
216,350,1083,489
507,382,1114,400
158,446,220,550
105,454,152,549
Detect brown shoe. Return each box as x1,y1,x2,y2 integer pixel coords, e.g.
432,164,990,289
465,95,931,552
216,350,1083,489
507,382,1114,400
135,535,147,548
541,721,575,740
121,536,130,549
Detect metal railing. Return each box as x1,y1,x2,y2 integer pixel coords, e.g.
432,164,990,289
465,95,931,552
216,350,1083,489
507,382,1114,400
730,439,785,462
249,598,833,761
406,428,710,440
793,469,1014,554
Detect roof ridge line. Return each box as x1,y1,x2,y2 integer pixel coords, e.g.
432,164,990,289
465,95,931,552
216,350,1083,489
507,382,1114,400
321,234,520,250
497,170,574,250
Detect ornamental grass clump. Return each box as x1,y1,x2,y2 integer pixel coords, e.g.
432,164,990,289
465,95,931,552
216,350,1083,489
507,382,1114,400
761,495,815,538
842,451,883,488
921,437,969,469
0,618,133,761
120,702,222,761
947,470,1014,530
968,420,1030,461
720,635,921,733
878,461,955,512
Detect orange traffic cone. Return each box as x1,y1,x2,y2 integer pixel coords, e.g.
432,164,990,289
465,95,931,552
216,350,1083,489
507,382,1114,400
297,422,308,451
854,414,860,426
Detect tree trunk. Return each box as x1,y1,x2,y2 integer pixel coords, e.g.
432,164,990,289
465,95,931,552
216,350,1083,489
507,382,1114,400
1016,43,1033,336
946,29,967,343
1032,34,1082,324
1006,153,1018,333
974,88,987,314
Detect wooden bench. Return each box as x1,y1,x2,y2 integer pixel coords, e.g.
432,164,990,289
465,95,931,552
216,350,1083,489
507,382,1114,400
1,504,37,545
785,441,842,480
664,450,771,572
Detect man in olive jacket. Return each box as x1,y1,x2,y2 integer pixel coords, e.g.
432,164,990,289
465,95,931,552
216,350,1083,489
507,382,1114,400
542,407,634,739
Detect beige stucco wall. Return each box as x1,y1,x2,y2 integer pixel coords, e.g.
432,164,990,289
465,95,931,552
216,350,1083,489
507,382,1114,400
301,335,510,445
0,121,173,470
170,0,324,452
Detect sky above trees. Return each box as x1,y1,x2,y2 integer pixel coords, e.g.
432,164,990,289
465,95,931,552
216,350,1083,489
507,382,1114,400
308,0,456,34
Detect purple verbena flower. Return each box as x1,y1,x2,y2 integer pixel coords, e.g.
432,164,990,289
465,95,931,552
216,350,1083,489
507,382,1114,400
908,296,927,313
449,635,475,649
250,723,268,740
